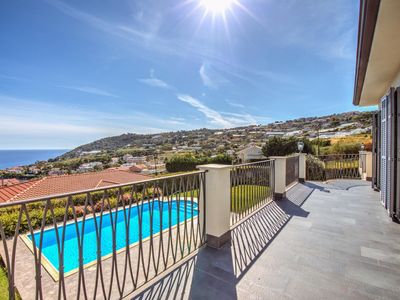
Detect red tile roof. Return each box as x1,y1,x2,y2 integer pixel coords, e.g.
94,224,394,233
0,170,151,203
0,178,22,187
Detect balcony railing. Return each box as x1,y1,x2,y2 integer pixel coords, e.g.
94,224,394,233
0,171,206,299
306,154,360,181
230,160,274,225
0,155,312,298
285,155,299,187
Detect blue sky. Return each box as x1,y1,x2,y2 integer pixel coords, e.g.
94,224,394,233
0,0,371,149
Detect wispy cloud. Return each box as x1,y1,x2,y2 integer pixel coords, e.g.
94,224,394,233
138,69,174,90
0,74,28,81
139,78,172,89
199,62,230,89
0,93,197,148
225,99,245,108
261,0,356,61
63,86,119,98
177,94,233,128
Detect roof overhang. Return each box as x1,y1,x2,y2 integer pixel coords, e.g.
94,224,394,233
353,0,400,106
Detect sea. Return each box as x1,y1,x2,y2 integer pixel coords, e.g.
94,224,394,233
0,149,69,170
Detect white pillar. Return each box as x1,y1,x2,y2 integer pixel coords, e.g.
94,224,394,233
197,164,231,248
270,156,287,200
299,153,306,182
359,151,373,181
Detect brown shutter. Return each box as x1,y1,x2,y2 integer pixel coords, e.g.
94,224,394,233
395,87,400,221
377,110,381,190
372,112,379,189
389,88,396,218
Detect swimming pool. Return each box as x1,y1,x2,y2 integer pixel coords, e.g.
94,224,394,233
25,199,198,277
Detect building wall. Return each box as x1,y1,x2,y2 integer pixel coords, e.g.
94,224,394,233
391,67,400,89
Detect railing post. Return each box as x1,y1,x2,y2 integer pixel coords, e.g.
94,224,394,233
270,156,287,200
299,153,306,182
197,164,231,248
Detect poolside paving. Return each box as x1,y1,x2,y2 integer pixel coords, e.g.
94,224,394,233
133,180,400,300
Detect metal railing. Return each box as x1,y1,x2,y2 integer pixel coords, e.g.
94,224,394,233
230,160,274,226
285,155,299,187
0,171,206,299
306,154,360,181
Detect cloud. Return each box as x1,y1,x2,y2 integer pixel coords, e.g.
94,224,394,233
225,99,245,108
0,117,108,135
138,78,172,89
63,86,119,97
0,93,196,149
138,69,174,90
199,62,230,89
260,0,357,61
170,104,269,127
0,74,28,81
177,94,233,128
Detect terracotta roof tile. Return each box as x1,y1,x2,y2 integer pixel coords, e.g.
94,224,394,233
0,170,151,203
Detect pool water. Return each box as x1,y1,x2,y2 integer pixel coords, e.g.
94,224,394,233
27,200,198,274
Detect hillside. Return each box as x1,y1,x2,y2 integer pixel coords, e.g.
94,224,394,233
61,110,374,159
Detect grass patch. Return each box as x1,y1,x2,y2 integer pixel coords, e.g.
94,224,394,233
0,266,8,300
0,261,20,300
324,160,359,169
181,185,271,213
231,185,271,213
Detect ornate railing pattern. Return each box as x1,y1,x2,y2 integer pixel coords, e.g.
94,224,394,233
230,160,274,226
0,171,206,299
285,155,299,187
306,154,360,181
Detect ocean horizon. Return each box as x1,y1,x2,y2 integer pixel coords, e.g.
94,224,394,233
0,149,69,170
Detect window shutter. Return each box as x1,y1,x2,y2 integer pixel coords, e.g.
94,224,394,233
389,88,395,216
381,95,388,208
372,112,380,190
377,110,381,190
395,87,400,221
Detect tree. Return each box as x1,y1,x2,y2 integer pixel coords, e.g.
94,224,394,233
262,137,312,157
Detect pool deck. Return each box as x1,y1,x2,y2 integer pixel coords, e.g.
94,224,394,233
132,180,400,300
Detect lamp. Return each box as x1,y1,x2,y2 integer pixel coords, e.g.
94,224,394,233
360,143,365,151
297,141,304,153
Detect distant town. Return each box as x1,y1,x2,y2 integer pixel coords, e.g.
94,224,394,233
0,110,373,186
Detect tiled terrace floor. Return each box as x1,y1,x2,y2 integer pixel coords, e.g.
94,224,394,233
133,180,400,300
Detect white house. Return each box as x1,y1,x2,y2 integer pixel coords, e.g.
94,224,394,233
237,145,266,162
78,161,103,172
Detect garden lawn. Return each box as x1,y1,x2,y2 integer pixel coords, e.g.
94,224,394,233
182,185,271,213
0,265,11,300
231,185,271,213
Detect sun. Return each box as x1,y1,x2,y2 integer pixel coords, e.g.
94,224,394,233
200,0,237,14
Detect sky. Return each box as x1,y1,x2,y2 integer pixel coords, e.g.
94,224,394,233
0,0,373,149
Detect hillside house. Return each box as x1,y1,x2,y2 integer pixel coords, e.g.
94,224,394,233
237,145,266,162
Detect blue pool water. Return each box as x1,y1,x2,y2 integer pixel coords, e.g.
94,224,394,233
28,200,198,274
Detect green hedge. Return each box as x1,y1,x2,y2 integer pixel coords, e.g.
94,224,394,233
165,154,232,172
306,155,326,181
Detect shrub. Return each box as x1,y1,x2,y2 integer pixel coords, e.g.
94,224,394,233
306,155,326,181
165,154,232,172
262,137,312,157
329,142,361,154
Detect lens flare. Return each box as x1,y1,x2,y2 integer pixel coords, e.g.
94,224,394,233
201,0,235,14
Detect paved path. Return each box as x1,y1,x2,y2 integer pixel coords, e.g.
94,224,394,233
133,180,400,300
